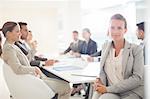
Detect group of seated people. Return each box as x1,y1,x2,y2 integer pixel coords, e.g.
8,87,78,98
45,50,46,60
61,28,101,62
0,13,144,99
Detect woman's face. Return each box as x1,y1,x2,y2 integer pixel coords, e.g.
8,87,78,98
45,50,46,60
108,19,127,42
7,25,20,42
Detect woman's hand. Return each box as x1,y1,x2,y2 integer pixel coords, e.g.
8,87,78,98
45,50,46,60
93,78,102,90
96,84,107,94
93,78,107,94
34,67,42,77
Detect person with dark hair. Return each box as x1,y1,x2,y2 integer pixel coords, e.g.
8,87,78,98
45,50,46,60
26,30,37,50
1,21,71,99
71,28,98,98
16,22,56,67
136,22,146,64
62,30,83,55
92,14,144,99
0,33,2,56
136,22,144,40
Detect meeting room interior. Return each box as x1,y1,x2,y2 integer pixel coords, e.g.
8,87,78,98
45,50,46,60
0,0,150,99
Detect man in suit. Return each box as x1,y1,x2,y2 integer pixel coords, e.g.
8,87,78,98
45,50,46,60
92,14,143,99
71,28,97,98
136,22,145,43
80,28,97,55
2,21,71,99
16,22,55,67
136,22,146,64
62,30,83,55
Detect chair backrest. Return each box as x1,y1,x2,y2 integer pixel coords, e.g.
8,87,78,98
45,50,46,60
0,59,10,99
3,62,55,99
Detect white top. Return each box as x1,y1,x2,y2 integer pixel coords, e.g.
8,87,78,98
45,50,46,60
104,47,124,85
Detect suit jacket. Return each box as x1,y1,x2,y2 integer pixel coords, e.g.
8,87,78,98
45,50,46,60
90,50,101,57
2,41,35,75
64,40,83,54
15,41,47,67
80,39,97,55
99,40,144,98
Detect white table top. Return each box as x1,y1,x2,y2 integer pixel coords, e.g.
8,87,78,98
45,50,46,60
43,55,100,84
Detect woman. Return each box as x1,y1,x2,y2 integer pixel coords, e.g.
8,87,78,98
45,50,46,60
1,21,71,99
1,22,40,75
92,14,144,99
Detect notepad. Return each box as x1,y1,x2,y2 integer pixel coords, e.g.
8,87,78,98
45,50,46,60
52,66,83,71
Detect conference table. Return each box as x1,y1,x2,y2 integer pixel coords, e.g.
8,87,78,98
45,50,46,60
41,54,100,99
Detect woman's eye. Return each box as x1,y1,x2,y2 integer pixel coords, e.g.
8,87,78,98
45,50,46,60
118,27,122,30
111,27,115,29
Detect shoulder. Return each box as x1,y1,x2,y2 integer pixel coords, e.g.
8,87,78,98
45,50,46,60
90,39,97,45
102,40,111,49
79,40,83,42
3,43,14,52
129,43,143,56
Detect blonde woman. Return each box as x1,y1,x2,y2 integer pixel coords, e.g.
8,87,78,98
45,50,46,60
92,14,144,99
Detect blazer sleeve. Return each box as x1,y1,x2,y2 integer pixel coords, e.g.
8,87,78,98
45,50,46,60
30,60,40,67
63,43,73,54
106,45,144,93
27,48,37,62
90,50,101,57
3,46,35,75
99,42,108,85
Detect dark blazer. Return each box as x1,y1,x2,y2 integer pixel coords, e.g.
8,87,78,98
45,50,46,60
64,40,83,54
90,50,101,57
80,39,97,55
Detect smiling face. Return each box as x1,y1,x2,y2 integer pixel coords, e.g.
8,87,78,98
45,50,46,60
7,25,20,42
108,19,127,42
136,28,144,40
20,25,28,40
72,32,78,41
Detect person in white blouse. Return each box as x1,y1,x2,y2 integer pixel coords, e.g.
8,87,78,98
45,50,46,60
92,14,144,99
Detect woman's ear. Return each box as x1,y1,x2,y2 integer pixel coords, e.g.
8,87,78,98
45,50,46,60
5,31,10,37
124,29,127,34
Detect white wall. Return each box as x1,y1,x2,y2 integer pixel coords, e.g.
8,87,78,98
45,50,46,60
0,0,81,56
81,1,137,50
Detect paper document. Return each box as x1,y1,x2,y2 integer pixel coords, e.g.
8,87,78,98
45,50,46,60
72,62,100,77
52,66,83,71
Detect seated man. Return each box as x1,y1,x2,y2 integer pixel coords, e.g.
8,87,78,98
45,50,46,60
79,28,97,56
16,22,56,67
1,21,71,99
71,28,98,98
136,22,146,64
61,30,83,55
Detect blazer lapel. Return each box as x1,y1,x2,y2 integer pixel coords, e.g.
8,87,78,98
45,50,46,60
100,41,112,68
122,40,131,76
